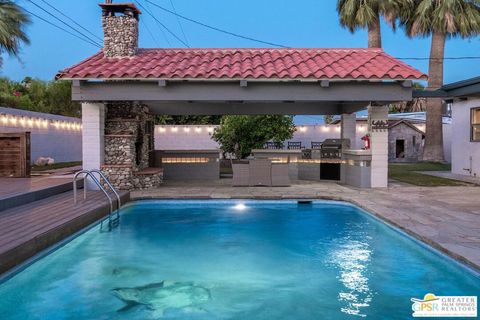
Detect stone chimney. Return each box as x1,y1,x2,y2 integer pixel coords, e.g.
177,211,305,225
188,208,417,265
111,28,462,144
99,2,141,58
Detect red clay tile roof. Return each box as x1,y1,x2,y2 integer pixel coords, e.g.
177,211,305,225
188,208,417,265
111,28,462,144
55,48,427,81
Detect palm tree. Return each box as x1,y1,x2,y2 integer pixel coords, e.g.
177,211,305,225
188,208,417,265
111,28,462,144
0,0,30,66
390,83,427,113
402,0,480,161
337,0,413,48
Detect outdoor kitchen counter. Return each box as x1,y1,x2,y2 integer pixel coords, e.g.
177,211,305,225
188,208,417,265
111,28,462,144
251,149,302,162
155,150,221,180
342,149,372,188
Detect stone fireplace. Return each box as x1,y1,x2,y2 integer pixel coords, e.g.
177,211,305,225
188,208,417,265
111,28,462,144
101,102,163,190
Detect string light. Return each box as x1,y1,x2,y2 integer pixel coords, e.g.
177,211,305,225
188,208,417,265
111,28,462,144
9,115,17,125
357,125,366,132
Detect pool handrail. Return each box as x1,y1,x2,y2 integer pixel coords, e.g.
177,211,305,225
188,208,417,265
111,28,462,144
73,170,118,230
89,169,121,215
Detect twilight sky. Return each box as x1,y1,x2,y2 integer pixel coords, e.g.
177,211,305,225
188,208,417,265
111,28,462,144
2,0,479,84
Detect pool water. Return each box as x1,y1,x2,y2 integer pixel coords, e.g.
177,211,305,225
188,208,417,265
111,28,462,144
0,200,478,319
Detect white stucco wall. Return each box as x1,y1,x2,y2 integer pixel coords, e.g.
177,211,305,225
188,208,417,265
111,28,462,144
0,107,82,164
442,122,452,163
451,98,480,177
155,125,219,150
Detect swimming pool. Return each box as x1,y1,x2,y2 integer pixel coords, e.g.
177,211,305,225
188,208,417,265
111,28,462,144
0,200,478,319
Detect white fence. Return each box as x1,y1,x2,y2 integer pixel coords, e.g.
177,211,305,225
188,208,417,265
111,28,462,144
0,107,82,164
154,124,369,151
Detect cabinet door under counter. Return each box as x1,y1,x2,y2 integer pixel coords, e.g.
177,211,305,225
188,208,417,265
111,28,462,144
341,150,372,188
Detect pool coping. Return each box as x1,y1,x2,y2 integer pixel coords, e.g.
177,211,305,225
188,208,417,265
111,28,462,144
132,195,480,275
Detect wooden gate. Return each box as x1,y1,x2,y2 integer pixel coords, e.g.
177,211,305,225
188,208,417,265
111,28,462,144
0,132,31,177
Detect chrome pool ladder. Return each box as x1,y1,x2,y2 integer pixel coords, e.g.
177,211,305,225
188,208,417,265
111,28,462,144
73,170,121,231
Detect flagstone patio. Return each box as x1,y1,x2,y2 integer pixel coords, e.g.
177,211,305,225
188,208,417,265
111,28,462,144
132,180,480,272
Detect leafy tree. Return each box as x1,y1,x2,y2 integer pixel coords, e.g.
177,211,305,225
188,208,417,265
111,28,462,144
323,115,334,124
336,0,412,48
0,0,30,66
212,115,296,159
402,0,480,161
155,115,221,125
46,80,80,116
0,77,81,117
389,82,426,113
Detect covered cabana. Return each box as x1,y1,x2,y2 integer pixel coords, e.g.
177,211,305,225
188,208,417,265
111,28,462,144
56,2,426,189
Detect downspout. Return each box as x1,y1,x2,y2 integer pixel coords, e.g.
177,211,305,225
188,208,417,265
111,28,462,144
463,156,473,176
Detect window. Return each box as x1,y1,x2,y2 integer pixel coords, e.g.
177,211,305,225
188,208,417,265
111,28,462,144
472,107,480,142
412,136,416,150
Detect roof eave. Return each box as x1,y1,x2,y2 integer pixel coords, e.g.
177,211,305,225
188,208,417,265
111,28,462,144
57,77,426,82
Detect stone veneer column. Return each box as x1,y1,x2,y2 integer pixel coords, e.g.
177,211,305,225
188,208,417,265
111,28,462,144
341,113,356,149
368,105,389,188
82,102,105,189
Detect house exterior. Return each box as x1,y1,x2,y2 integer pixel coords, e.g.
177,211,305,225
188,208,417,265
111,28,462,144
387,112,452,162
56,1,426,189
435,77,480,178
387,120,424,163
332,113,452,162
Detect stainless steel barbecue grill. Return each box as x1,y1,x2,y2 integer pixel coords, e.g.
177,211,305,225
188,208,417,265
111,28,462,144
320,139,351,159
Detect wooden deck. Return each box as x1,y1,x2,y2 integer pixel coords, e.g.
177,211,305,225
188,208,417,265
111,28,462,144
0,177,75,211
0,190,129,275
0,176,72,199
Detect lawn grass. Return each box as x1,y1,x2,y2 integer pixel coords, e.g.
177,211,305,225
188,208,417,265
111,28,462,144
31,161,82,172
388,162,466,186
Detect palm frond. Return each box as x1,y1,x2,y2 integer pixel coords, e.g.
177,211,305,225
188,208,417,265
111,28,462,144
0,0,30,60
405,0,480,38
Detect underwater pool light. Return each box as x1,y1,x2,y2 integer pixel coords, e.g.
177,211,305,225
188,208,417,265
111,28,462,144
233,203,247,211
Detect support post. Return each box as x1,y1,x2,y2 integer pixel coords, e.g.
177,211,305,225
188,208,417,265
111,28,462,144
341,113,356,149
368,105,389,188
81,102,105,189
